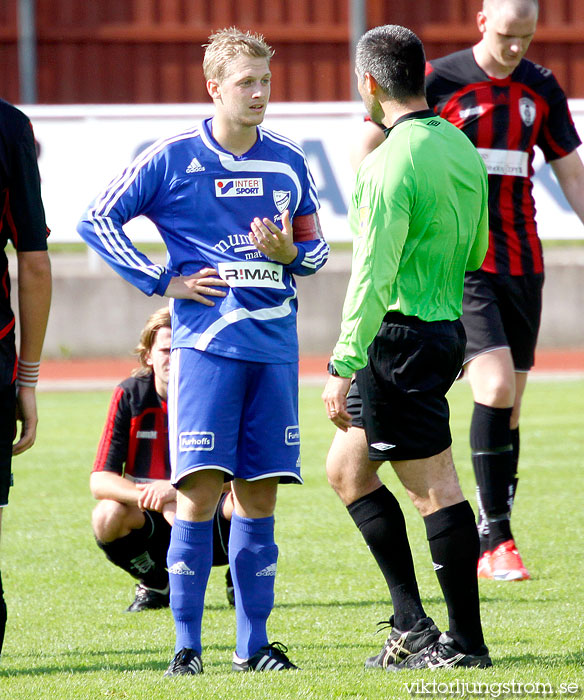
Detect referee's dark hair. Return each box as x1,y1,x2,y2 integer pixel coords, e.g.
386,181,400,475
355,25,426,103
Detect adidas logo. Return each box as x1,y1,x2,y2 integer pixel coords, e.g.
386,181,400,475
186,157,205,173
256,563,277,577
168,561,196,576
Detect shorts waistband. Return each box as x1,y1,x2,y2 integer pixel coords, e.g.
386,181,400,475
381,313,464,340
382,311,458,328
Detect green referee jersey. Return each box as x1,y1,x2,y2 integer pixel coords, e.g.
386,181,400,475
332,110,488,377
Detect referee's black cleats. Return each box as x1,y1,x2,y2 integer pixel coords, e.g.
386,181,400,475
232,642,299,671
365,616,441,669
386,632,492,670
164,647,203,676
125,583,170,612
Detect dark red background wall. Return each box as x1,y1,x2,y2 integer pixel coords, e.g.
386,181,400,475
1,0,583,103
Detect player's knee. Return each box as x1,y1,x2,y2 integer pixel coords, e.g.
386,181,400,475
409,483,464,518
476,374,515,407
233,483,277,519
326,450,380,506
325,447,350,497
406,454,464,517
92,499,131,541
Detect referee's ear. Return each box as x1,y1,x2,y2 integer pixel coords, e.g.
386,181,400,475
363,72,378,96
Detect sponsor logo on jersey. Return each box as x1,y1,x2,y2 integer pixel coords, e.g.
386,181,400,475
273,189,291,213
459,105,484,120
519,97,536,127
256,563,277,577
186,157,205,173
168,561,196,576
136,430,157,439
371,442,396,451
215,178,263,197
179,431,214,451
217,261,285,289
433,562,444,571
477,148,528,177
214,233,256,255
285,425,300,445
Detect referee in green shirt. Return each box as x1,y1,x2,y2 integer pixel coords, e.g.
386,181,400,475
322,25,491,670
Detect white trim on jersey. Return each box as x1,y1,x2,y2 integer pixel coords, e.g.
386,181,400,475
168,348,180,483
88,128,201,279
198,123,319,214
194,290,297,352
92,213,165,280
97,127,200,217
259,125,307,159
260,126,320,210
300,240,330,270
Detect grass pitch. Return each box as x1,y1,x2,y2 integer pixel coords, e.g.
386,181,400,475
0,379,582,699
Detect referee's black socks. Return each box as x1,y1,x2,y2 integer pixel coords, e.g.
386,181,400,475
471,402,515,551
424,501,484,653
347,485,425,631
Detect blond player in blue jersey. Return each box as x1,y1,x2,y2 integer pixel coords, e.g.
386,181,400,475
78,27,328,676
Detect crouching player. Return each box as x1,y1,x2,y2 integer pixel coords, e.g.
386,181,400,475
91,307,235,611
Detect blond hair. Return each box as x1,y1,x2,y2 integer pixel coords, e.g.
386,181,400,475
203,27,274,82
132,306,171,376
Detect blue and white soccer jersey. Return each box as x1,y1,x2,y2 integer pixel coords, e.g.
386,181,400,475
169,349,301,484
77,117,329,364
78,117,328,484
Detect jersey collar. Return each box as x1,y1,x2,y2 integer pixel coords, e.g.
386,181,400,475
384,109,436,137
201,117,263,159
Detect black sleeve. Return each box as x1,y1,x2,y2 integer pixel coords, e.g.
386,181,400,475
93,385,131,474
537,74,582,162
9,118,49,251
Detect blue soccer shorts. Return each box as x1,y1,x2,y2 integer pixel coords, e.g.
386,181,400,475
168,348,302,486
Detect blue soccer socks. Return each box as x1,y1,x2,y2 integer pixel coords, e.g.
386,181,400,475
229,513,278,659
167,517,213,655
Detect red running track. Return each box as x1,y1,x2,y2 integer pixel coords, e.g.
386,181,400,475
39,349,584,386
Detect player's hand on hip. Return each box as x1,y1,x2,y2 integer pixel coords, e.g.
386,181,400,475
164,268,228,306
249,209,298,264
322,375,353,431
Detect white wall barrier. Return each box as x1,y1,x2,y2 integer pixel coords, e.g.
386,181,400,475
25,101,584,244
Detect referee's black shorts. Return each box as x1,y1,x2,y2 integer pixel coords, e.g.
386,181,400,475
0,383,16,507
462,269,543,371
348,312,466,462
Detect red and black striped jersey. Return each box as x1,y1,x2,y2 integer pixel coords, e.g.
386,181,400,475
426,48,581,275
93,373,169,482
0,99,49,385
